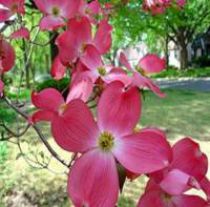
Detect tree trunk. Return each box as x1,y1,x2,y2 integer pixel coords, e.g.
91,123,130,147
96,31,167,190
165,34,169,68
180,43,188,70
49,32,59,61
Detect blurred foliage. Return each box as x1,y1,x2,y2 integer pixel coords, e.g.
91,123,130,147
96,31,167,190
0,142,9,164
36,78,70,92
108,0,210,53
0,101,16,124
192,56,210,68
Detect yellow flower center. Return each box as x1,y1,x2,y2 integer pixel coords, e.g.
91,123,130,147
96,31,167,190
80,43,87,54
97,67,106,76
58,103,68,115
162,193,172,204
136,66,146,76
11,4,18,13
98,131,115,152
51,6,60,17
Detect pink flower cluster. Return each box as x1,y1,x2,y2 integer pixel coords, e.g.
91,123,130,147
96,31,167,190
0,0,29,94
30,1,210,207
143,0,186,15
1,0,209,207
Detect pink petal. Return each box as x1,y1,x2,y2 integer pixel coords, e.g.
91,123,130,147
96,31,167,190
160,169,190,195
170,138,208,182
51,99,99,152
0,39,15,73
68,149,119,207
138,54,166,74
56,30,79,64
200,177,210,201
67,16,92,42
0,0,25,15
31,110,55,123
104,71,132,86
33,0,48,13
173,195,207,207
94,19,112,54
133,72,165,97
80,44,102,71
31,88,64,112
98,81,141,136
10,27,30,40
8,0,25,14
137,188,165,207
0,8,12,22
66,78,93,103
50,56,67,80
57,17,92,64
119,52,133,71
177,0,186,7
54,0,80,18
87,0,101,15
39,16,65,31
113,129,172,174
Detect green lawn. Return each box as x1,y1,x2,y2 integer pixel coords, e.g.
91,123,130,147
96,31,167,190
0,89,210,206
141,89,210,141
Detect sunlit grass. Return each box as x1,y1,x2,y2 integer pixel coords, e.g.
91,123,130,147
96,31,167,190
141,89,210,141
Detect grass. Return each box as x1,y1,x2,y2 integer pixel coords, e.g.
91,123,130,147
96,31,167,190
141,89,210,140
152,67,210,78
0,89,210,206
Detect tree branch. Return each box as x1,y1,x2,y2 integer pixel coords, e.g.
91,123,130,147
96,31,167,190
3,97,69,168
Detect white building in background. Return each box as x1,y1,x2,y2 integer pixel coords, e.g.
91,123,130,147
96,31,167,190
116,40,196,69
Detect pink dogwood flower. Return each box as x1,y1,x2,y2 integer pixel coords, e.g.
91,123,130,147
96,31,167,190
138,138,208,207
56,17,112,65
0,38,15,74
34,0,80,30
120,52,166,97
0,0,25,22
143,0,186,14
77,0,102,23
138,178,207,207
80,45,128,84
43,81,172,207
142,0,169,14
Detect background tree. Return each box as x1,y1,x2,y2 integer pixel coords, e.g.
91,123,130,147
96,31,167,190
109,0,210,69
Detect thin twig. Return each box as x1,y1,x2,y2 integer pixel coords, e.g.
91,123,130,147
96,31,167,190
4,97,69,168
0,123,30,138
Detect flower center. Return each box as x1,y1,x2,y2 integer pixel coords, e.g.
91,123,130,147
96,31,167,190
58,103,68,115
136,66,146,76
98,131,114,152
51,6,60,17
162,193,172,204
80,43,87,54
97,67,106,76
11,4,18,13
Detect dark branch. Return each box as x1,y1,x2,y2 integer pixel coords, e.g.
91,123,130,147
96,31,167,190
4,97,69,168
